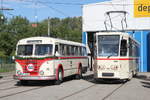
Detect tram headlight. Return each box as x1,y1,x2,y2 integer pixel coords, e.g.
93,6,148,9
98,65,105,70
39,70,44,75
110,65,118,70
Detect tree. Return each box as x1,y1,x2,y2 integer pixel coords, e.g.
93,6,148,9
0,32,14,56
0,16,82,57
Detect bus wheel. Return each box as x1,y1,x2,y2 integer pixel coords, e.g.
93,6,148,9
75,67,83,79
20,80,28,85
55,69,63,85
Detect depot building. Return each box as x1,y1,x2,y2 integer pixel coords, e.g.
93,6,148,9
82,0,150,72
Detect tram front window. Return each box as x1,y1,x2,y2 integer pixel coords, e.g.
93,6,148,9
17,45,33,56
98,35,120,57
35,44,53,56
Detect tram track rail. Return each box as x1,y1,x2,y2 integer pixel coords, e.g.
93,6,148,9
0,86,20,91
0,72,128,100
59,81,126,100
0,79,15,85
102,83,125,100
0,86,45,99
59,84,97,100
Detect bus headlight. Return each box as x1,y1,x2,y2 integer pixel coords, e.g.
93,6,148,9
39,71,44,75
17,70,22,75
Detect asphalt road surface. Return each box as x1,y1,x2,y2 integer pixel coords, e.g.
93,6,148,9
0,72,150,100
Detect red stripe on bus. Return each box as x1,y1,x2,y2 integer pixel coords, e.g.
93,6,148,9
96,58,138,60
15,56,87,61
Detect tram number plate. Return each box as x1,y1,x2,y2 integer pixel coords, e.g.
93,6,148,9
102,73,114,76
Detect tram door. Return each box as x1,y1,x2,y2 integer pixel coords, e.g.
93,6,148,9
87,32,96,71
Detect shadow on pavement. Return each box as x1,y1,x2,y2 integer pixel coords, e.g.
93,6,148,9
15,80,55,87
141,81,150,88
135,75,150,81
15,75,79,87
82,73,126,84
0,76,3,79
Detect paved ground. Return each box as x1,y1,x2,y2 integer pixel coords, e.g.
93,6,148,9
0,71,150,100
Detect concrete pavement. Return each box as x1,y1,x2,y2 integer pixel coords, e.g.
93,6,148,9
0,71,150,100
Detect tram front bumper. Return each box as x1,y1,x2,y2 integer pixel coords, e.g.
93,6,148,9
13,75,56,80
94,72,122,79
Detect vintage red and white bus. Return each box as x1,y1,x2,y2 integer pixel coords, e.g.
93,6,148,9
93,32,140,81
14,37,88,85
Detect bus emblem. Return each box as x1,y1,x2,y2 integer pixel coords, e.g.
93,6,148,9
27,64,34,72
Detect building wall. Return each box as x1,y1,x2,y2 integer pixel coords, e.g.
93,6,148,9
82,0,150,32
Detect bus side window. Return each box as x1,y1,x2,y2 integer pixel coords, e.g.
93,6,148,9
120,39,127,56
55,45,60,56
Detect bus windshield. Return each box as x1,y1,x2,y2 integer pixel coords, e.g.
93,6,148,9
35,44,53,56
98,35,120,57
17,45,33,56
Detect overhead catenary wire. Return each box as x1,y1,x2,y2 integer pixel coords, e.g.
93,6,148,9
37,0,69,17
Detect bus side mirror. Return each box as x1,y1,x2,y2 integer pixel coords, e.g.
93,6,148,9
12,56,15,60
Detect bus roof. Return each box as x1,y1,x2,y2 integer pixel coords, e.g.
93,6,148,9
17,36,85,47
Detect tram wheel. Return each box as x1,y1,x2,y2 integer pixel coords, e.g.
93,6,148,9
133,71,138,77
75,66,83,79
55,68,63,85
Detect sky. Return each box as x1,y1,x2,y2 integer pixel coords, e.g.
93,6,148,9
1,0,109,22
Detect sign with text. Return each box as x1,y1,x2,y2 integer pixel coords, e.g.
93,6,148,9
134,0,150,17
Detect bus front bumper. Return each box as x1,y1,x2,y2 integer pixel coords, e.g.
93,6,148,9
13,75,56,80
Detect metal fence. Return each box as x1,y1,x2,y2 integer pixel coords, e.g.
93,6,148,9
0,57,15,73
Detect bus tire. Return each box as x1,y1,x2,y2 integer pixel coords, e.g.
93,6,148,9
55,68,63,85
75,66,83,79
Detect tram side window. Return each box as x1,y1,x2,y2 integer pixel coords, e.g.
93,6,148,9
132,44,136,57
136,45,140,57
129,38,133,57
129,38,137,57
120,39,127,56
